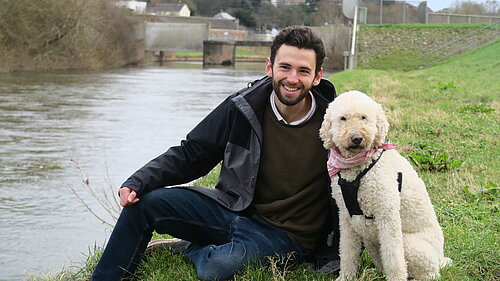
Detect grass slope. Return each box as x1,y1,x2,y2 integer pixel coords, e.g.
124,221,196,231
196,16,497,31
33,41,499,281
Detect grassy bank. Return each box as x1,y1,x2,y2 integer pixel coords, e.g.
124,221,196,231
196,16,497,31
33,41,498,280
357,24,498,71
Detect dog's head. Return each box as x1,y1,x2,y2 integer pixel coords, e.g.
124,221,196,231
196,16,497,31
319,91,389,157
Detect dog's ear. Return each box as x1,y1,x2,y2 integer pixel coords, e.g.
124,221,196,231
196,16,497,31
319,111,334,149
375,104,389,146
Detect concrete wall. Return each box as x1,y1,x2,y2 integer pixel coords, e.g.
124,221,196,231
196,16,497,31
427,13,500,24
143,22,208,51
209,29,247,41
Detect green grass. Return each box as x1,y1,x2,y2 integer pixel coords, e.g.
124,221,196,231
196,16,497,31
33,41,499,281
361,50,425,71
175,47,268,59
235,46,269,58
175,51,202,57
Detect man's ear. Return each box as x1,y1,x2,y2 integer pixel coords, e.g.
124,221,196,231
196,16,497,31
312,67,323,86
266,57,273,77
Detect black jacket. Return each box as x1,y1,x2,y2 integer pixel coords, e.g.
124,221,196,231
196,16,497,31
122,75,339,268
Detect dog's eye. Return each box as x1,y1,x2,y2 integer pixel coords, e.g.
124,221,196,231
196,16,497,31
361,116,367,120
340,116,346,121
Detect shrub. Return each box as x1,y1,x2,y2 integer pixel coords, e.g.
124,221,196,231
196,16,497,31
459,104,495,113
463,182,499,202
407,149,464,172
438,81,457,90
0,0,142,72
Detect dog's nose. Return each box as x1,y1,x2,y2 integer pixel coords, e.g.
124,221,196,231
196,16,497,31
351,134,363,145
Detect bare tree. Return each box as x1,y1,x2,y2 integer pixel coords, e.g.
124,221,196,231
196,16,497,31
309,0,344,26
451,0,487,14
0,0,141,72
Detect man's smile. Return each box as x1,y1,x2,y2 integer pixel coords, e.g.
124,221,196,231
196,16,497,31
283,85,300,92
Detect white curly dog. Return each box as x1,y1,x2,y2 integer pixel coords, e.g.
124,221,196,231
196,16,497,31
319,91,451,281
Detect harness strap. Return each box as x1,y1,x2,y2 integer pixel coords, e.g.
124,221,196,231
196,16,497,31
338,150,403,219
338,151,385,218
397,172,403,192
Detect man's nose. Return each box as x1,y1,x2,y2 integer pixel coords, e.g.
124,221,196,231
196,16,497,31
287,70,299,84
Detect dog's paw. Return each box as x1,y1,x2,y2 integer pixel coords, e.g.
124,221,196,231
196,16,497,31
440,257,452,268
336,271,356,281
385,274,407,281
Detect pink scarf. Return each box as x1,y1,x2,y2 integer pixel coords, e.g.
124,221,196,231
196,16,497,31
327,143,398,178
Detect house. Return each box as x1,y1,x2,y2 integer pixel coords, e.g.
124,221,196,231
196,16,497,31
150,3,191,17
116,1,147,14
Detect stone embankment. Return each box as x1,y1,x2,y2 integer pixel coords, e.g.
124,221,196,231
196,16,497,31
356,25,497,69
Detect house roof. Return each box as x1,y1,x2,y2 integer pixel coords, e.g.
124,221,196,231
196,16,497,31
214,12,236,20
155,3,187,12
149,16,239,30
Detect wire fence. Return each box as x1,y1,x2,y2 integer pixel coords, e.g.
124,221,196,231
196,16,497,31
357,0,500,25
358,0,429,24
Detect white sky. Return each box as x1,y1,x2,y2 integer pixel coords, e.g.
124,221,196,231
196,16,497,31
425,0,486,11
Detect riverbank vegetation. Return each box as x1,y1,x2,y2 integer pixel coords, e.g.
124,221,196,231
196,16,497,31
31,40,498,281
0,0,141,72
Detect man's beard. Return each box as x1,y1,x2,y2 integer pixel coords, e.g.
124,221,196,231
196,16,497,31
272,78,312,106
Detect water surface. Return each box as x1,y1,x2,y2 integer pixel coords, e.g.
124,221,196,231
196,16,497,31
0,62,265,280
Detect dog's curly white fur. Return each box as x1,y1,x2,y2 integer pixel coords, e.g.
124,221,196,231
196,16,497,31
320,91,451,281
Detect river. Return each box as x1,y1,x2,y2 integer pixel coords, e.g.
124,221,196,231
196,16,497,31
0,62,266,280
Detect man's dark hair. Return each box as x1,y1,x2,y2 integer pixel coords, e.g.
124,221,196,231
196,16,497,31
270,26,325,75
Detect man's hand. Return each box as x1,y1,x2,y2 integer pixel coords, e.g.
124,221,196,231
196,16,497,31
119,187,140,207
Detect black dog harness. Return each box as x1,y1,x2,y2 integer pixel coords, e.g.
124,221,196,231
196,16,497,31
338,150,403,219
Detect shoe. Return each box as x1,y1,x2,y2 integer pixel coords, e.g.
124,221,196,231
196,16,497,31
313,259,340,273
145,238,190,255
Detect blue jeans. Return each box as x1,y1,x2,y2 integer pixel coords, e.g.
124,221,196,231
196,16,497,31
91,188,309,281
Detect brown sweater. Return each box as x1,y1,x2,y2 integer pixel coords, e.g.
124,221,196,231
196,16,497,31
252,102,330,250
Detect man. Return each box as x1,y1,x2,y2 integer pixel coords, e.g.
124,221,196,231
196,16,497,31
92,26,339,281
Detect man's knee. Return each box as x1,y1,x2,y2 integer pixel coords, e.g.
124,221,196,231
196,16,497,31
195,257,244,281
192,244,249,281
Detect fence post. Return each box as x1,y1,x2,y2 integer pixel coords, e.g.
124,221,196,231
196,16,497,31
349,6,358,70
403,0,406,24
379,0,383,24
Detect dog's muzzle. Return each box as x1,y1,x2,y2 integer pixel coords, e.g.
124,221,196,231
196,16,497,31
349,134,364,149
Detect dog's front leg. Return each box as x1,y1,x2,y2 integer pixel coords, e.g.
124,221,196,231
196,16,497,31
336,213,363,281
375,212,407,281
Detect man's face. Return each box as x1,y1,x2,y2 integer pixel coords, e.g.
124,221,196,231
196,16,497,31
266,44,323,107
